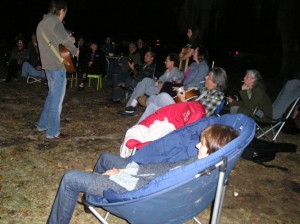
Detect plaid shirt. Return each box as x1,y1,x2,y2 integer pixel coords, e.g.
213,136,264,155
196,87,224,117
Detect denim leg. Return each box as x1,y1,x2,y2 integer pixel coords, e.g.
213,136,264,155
47,170,103,224
93,152,130,173
37,70,66,138
21,61,46,78
126,78,158,107
137,93,175,123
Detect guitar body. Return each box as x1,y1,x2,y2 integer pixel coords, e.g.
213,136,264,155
173,89,199,103
59,44,76,74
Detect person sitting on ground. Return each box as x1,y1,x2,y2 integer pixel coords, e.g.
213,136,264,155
110,42,142,102
227,69,272,122
4,35,29,83
118,52,184,116
46,124,239,224
78,41,106,90
138,67,227,122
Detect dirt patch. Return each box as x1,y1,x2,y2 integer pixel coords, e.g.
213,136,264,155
0,71,299,224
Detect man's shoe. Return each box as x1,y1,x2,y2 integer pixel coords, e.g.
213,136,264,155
46,133,69,140
117,110,134,116
125,106,136,112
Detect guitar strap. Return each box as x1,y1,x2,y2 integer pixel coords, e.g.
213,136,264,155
41,30,65,64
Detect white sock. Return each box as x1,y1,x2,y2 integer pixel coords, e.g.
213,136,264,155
131,99,138,107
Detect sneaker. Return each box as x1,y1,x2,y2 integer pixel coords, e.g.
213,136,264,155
46,133,69,140
117,110,134,116
125,106,136,112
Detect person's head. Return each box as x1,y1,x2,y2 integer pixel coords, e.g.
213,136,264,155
243,69,265,89
205,67,228,91
193,46,208,62
165,52,179,69
48,0,67,22
128,42,137,54
196,124,239,159
15,34,25,50
105,37,112,44
31,33,38,46
144,50,155,64
137,39,144,49
90,42,98,52
187,26,201,42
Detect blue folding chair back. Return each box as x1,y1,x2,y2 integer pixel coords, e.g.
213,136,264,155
84,114,256,224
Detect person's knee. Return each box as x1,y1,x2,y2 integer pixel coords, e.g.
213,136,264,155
62,170,81,185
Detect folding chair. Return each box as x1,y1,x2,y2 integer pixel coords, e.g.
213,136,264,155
83,114,256,224
255,79,300,141
256,96,300,142
213,98,226,117
26,75,42,84
179,47,189,72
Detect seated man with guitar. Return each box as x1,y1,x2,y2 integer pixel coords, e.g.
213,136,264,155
117,50,156,116
110,42,142,102
138,67,228,123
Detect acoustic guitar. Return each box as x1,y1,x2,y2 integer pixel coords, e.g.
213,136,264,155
59,44,76,74
173,88,199,103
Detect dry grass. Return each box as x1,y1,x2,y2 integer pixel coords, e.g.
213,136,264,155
0,73,300,224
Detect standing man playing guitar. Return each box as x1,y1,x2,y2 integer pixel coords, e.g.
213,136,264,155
36,0,79,140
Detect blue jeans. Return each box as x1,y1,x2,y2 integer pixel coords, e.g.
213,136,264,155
21,61,46,78
47,152,129,224
138,92,175,123
37,70,66,138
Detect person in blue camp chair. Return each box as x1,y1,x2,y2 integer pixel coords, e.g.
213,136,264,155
46,124,239,224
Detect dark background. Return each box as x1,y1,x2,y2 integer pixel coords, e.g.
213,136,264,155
0,0,299,85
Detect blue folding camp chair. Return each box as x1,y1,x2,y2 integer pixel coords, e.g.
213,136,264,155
83,114,256,224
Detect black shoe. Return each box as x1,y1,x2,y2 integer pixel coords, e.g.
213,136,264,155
117,110,135,116
125,106,136,112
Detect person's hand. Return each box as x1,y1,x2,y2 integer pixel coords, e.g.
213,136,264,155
102,168,121,176
75,48,79,58
157,81,164,91
241,83,250,90
227,96,234,103
128,62,134,70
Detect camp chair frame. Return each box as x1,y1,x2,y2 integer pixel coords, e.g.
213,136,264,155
256,96,300,142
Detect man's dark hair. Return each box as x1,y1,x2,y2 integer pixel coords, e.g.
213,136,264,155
48,0,67,15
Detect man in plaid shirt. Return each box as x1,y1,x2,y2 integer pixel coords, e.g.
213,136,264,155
137,67,227,123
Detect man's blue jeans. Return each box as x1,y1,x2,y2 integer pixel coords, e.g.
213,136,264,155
21,61,46,78
138,92,175,123
47,152,129,224
37,70,66,138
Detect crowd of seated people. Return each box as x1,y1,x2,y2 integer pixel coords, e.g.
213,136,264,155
122,45,210,118
118,52,184,116
137,66,227,123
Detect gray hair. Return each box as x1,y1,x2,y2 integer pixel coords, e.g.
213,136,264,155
210,67,228,91
246,69,265,89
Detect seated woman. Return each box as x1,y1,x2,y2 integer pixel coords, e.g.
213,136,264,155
138,67,227,123
227,69,272,122
46,124,239,224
